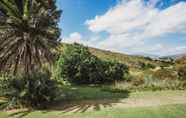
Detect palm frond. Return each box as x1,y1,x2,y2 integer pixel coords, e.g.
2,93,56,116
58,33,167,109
0,0,61,75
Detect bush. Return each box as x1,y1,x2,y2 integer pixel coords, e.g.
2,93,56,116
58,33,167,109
98,61,128,82
152,68,178,80
178,66,186,80
55,43,129,85
138,62,155,70
0,71,60,109
0,75,9,97
103,61,129,82
131,75,145,86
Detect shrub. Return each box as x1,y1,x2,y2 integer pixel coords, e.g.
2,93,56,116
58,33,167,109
131,75,145,86
152,68,178,80
138,62,155,70
0,75,9,97
177,66,186,80
101,60,129,83
176,56,186,65
0,71,60,109
55,43,129,85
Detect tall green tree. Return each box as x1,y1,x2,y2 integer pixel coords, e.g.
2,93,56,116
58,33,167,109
0,0,61,75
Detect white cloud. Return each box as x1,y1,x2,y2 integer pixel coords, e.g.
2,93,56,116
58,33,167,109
62,32,83,43
65,0,186,56
126,44,186,56
86,0,186,36
144,2,186,37
86,0,158,34
62,32,100,48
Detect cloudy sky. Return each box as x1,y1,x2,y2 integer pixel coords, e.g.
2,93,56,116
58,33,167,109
57,0,186,56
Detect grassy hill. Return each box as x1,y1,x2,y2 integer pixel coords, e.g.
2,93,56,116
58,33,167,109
59,43,176,73
89,47,165,69
61,43,173,69
176,56,186,66
60,43,178,82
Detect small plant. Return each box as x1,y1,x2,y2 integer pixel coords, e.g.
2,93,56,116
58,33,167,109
0,71,60,109
138,62,156,70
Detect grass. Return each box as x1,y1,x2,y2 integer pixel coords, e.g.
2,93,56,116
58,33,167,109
60,86,186,101
1,86,186,118
60,86,130,101
89,47,160,66
0,104,186,118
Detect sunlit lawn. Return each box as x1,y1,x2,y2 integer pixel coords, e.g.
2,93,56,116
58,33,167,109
0,104,186,118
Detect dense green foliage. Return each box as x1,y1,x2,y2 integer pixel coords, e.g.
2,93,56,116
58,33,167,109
102,60,129,82
55,44,129,85
0,0,62,109
0,0,61,74
0,71,60,109
1,1,186,117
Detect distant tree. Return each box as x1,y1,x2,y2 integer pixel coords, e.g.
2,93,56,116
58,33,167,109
0,0,61,75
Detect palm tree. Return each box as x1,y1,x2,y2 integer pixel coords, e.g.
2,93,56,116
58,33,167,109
0,0,61,75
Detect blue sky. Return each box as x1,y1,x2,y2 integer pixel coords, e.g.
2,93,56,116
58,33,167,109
57,0,119,36
56,0,186,56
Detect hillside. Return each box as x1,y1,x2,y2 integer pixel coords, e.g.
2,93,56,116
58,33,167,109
89,47,167,69
163,53,186,60
176,56,186,66
60,43,171,70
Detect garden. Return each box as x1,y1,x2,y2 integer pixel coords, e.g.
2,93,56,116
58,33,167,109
0,0,186,118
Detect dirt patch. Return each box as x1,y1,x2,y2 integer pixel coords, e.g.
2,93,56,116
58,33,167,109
116,96,186,108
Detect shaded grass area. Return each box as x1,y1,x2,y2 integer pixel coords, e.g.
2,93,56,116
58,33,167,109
1,104,186,118
43,86,130,113
59,86,130,101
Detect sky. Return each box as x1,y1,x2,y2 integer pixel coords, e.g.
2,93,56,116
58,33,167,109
56,0,186,56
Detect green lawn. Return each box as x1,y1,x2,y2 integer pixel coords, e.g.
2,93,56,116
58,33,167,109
60,86,130,101
1,86,186,118
0,104,186,118
60,86,186,101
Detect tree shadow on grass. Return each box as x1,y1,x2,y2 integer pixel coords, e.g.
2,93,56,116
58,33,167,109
0,99,33,118
8,110,33,118
44,88,130,114
47,99,126,114
7,87,130,117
